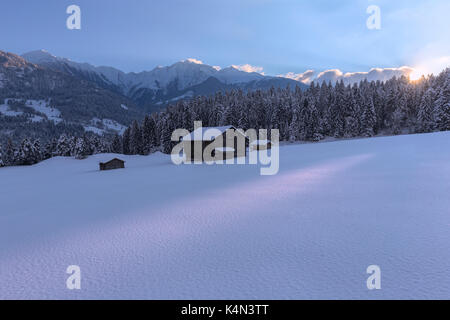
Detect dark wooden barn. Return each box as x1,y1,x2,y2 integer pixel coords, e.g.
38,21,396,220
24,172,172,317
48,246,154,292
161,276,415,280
182,126,248,162
99,158,125,171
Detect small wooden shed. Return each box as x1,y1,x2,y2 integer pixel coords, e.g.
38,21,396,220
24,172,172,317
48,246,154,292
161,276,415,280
99,158,125,171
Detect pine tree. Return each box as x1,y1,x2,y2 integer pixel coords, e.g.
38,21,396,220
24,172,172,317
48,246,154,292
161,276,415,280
81,134,93,156
391,108,404,135
67,136,77,156
297,98,309,140
33,139,42,163
142,115,156,154
122,127,131,155
288,109,300,142
4,139,15,166
238,108,249,130
110,134,123,154
332,81,346,137
130,120,143,155
417,88,436,133
43,138,57,160
434,75,450,131
56,134,72,157
74,137,89,159
343,87,359,138
160,116,174,154
16,138,36,165
305,98,321,141
361,98,377,137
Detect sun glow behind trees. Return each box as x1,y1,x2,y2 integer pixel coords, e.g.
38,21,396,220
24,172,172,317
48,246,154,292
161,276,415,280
409,56,450,81
409,68,426,81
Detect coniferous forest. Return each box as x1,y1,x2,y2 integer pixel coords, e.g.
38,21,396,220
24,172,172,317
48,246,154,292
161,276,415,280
1,68,449,167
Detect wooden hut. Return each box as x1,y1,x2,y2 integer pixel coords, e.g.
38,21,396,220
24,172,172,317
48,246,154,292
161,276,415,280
182,126,248,162
99,158,125,171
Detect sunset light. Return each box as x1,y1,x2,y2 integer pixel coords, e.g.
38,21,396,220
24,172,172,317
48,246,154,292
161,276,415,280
409,68,425,81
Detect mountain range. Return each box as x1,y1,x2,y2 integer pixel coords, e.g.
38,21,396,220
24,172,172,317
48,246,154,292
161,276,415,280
0,49,305,142
1,49,415,142
21,50,303,110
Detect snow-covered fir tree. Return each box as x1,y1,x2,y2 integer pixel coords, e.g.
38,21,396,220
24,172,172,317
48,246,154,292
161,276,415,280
434,73,450,131
16,138,39,165
32,139,42,163
130,120,144,155
417,88,436,133
56,134,72,157
160,115,175,154
360,96,377,137
110,134,123,154
122,127,131,155
142,115,156,154
4,139,15,166
74,137,89,159
43,138,57,160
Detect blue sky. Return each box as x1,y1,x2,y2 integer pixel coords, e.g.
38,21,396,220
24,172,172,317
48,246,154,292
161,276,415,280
1,0,449,76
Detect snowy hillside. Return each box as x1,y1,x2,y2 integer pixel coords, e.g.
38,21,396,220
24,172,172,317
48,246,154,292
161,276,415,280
0,99,63,123
1,132,450,299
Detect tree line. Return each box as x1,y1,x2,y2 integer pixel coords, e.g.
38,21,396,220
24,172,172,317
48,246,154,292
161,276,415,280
0,134,110,166
115,68,450,155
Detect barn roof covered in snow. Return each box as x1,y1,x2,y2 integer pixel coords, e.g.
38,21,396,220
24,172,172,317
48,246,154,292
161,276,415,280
183,125,244,141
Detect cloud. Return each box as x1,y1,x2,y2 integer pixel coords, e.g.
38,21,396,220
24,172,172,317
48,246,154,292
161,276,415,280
278,67,415,85
337,67,414,84
278,70,315,84
315,69,344,83
231,64,264,74
185,58,204,64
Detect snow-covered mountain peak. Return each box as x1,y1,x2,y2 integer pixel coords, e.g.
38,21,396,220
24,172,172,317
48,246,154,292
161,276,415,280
216,66,266,84
22,50,62,64
181,58,204,65
20,49,302,100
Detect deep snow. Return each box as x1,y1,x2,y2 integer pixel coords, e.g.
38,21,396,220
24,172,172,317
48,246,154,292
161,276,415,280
1,132,450,299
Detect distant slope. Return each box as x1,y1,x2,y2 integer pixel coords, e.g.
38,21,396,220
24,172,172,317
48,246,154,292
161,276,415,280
0,50,144,142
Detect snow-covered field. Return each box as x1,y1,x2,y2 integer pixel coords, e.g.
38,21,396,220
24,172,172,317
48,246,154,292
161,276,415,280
1,132,450,299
